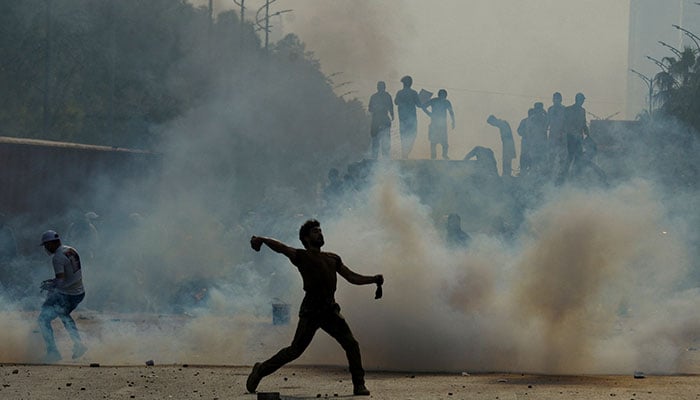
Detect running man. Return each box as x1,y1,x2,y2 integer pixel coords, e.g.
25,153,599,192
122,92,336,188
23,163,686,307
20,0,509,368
38,230,87,362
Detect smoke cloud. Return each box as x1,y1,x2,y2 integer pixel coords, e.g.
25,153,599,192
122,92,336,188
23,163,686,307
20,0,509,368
2,1,699,378
303,172,698,374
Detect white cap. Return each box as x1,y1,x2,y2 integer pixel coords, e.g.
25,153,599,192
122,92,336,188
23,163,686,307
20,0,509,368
40,230,60,245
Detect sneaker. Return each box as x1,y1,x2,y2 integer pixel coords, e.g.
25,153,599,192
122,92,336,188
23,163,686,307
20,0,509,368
43,350,62,363
72,343,87,359
353,384,370,396
246,362,262,393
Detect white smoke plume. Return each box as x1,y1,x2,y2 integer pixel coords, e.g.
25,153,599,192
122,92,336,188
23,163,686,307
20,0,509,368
2,2,699,378
301,169,699,375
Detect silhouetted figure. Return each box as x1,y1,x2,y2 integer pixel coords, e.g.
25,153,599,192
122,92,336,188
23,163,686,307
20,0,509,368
246,219,383,396
517,109,534,174
368,81,394,159
491,216,515,243
394,75,423,158
527,102,548,175
576,131,609,186
343,159,373,193
558,92,589,184
464,146,498,177
67,211,100,260
424,89,455,160
547,92,567,179
486,115,516,177
446,213,471,247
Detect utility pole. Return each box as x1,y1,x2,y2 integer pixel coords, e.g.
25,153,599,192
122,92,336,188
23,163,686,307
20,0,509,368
630,69,654,119
208,0,214,60
264,0,270,51
673,24,700,52
659,40,682,57
109,0,116,145
233,0,245,49
255,0,291,53
646,55,668,72
43,0,52,137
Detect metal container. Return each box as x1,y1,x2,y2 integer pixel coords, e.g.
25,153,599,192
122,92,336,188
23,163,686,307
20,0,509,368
272,303,290,325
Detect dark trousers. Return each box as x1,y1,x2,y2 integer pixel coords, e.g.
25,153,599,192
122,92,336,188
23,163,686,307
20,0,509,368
38,291,85,352
399,118,417,158
257,305,365,386
370,126,391,159
556,134,583,184
502,157,513,177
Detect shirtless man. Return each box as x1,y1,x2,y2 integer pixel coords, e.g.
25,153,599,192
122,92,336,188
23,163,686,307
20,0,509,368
246,219,384,396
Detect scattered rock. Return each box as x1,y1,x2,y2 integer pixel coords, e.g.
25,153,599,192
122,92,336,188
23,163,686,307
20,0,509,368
633,372,645,379
90,363,100,368
66,383,72,387
257,393,281,400
497,379,508,383
461,372,470,376
145,360,155,367
11,369,18,374
528,385,532,388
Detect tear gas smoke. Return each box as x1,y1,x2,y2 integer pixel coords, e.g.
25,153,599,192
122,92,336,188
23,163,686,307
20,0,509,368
1,1,699,377
304,170,698,374
3,103,700,374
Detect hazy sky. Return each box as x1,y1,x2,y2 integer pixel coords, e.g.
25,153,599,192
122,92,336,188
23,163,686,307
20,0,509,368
209,0,631,161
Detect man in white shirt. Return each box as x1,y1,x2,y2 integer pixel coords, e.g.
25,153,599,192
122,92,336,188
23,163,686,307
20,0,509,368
38,230,87,362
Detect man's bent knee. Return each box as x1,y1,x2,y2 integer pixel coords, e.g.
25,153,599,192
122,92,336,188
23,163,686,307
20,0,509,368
38,308,57,324
340,337,360,352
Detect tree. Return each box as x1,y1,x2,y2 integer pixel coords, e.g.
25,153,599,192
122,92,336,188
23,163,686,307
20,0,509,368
653,46,700,134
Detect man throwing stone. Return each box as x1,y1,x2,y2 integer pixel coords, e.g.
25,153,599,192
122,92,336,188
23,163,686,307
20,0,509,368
246,219,384,396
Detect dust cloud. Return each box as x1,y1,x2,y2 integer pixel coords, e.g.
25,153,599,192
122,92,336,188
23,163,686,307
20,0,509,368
2,1,699,377
301,170,697,374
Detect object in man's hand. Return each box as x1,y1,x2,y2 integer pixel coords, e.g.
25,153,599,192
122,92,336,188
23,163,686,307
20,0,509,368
251,236,262,251
375,284,383,300
40,279,55,292
418,89,433,106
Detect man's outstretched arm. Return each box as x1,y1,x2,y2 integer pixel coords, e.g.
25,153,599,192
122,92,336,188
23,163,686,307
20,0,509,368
338,263,383,286
250,236,297,260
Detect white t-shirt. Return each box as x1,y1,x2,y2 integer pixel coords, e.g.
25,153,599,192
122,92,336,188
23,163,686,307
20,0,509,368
52,245,85,295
